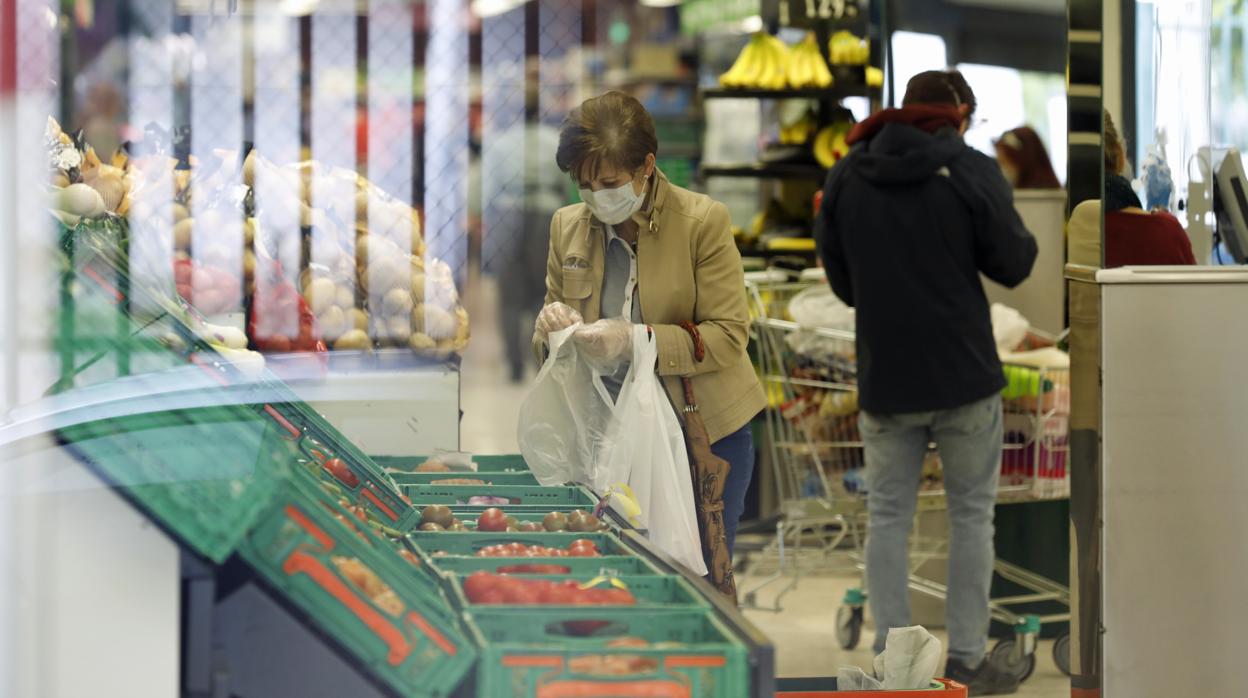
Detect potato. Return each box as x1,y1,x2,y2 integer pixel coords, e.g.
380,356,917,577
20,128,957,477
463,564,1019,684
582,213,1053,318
422,307,456,340
382,287,414,317
336,284,355,310
243,150,257,188
317,306,346,341
333,328,372,351
415,459,450,473
349,308,370,331
173,218,194,250
385,315,413,343
305,277,337,315
367,256,407,293
243,217,257,247
409,332,436,352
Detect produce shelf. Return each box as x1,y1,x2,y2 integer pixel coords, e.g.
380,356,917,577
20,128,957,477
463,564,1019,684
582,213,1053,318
393,471,540,487
428,555,662,577
447,572,710,609
400,483,598,507
409,531,630,557
372,453,532,474
701,162,829,180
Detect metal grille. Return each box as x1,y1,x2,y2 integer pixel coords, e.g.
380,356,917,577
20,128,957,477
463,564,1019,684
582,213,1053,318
423,0,470,286
311,9,358,283
538,0,582,127
479,5,527,274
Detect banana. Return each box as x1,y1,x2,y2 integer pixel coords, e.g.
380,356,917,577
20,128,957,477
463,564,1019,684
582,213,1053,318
720,35,760,87
755,37,779,89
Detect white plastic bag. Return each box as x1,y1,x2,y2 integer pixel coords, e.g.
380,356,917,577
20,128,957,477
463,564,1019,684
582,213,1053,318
516,324,612,488
518,325,706,574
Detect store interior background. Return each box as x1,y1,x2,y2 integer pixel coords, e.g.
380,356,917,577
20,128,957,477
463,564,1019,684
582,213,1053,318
9,0,1248,695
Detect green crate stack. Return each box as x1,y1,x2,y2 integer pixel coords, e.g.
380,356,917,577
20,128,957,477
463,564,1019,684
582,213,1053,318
462,607,749,697
401,483,597,507
58,405,295,563
238,478,476,697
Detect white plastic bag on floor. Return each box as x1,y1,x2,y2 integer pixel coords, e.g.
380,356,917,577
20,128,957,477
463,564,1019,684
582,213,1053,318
837,625,942,690
518,325,706,574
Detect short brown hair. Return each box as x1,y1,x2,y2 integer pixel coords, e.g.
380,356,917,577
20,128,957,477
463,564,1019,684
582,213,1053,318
903,70,977,120
1103,109,1125,175
556,91,658,180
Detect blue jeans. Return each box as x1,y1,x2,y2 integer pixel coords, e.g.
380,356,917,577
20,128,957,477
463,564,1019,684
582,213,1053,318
860,394,1003,665
711,422,755,557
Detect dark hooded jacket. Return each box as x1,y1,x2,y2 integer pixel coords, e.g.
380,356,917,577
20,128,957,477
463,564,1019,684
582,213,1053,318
814,106,1038,414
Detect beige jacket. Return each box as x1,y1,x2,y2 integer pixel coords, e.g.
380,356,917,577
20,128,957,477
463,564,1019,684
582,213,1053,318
534,170,766,443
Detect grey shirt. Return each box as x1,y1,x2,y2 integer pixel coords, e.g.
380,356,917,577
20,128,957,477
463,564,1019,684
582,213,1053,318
600,226,642,399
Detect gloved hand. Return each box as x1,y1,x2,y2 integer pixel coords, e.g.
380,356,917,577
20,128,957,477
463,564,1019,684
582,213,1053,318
572,318,634,371
535,301,583,340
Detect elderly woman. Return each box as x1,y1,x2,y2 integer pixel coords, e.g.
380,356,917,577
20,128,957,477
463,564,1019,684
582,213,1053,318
532,91,766,556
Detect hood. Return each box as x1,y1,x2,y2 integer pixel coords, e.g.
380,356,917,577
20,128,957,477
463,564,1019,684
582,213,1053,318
846,106,967,185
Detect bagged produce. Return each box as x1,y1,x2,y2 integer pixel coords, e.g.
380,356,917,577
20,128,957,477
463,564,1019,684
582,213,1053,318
518,325,706,574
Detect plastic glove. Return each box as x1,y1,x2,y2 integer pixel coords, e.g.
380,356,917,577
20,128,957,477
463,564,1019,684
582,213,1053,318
535,302,583,340
572,318,634,371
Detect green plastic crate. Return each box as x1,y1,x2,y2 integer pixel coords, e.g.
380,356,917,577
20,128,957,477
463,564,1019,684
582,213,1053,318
372,454,532,474
448,573,708,608
409,531,629,558
426,555,661,577
464,608,749,697
239,482,476,697
400,484,596,507
409,509,606,532
58,406,293,563
259,403,419,531
392,471,540,487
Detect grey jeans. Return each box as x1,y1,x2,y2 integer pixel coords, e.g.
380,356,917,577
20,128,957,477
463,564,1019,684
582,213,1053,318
860,394,1003,665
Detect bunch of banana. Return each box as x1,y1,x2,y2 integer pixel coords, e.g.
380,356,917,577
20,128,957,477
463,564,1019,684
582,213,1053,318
785,32,834,89
866,66,884,88
829,30,870,65
719,32,791,90
813,123,852,168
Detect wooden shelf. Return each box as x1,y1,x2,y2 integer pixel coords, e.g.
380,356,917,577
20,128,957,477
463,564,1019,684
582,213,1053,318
701,85,876,101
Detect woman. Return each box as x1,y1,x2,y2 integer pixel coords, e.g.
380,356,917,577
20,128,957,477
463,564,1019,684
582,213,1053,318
1068,111,1197,267
532,91,766,558
994,126,1061,189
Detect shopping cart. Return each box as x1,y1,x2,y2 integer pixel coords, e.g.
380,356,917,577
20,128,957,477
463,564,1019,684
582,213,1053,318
739,272,1073,682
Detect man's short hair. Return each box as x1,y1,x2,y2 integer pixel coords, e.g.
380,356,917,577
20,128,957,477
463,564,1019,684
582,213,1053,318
902,70,977,121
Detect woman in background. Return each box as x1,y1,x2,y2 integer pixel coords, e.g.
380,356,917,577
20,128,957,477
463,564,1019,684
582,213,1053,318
1067,111,1197,267
994,126,1061,189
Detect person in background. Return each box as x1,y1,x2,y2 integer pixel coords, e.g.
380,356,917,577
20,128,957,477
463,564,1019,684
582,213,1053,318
1066,110,1197,267
994,126,1061,189
532,91,766,557
815,70,1037,696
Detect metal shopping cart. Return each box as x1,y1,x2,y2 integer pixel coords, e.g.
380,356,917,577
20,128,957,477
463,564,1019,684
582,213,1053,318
739,271,1073,682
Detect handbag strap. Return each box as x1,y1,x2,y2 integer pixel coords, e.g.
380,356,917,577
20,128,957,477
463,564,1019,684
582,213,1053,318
677,321,703,412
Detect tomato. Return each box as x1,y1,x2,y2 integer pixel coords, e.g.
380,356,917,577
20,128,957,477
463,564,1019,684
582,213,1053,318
605,637,650,649
568,543,599,558
569,539,598,552
476,507,509,532
398,549,421,567
462,571,498,601
602,589,637,605
323,458,360,488
495,564,571,575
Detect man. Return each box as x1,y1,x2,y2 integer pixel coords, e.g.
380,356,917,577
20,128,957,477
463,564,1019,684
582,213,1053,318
814,70,1037,696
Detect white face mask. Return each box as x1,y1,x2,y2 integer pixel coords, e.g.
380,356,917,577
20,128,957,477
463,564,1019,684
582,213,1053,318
579,174,648,225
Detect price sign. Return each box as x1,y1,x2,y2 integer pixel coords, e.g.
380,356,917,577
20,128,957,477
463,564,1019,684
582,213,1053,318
778,0,866,28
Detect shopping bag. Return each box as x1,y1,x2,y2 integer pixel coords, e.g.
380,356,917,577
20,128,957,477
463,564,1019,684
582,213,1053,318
518,325,706,574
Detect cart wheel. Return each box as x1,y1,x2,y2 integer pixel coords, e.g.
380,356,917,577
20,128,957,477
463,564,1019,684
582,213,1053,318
1053,633,1072,676
835,605,862,650
989,638,1036,683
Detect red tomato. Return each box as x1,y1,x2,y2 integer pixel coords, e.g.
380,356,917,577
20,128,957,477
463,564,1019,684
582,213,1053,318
495,564,571,575
398,550,421,567
463,571,498,601
568,543,599,558
603,589,636,605
477,508,509,532
323,459,360,488
569,539,598,552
